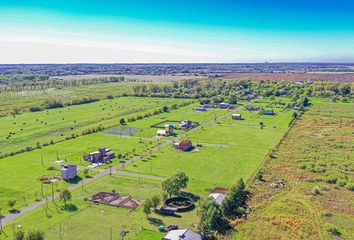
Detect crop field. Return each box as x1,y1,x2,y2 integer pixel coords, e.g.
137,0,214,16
1,175,197,240
235,101,354,240
0,97,189,156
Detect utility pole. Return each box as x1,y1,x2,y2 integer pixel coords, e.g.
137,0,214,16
51,183,54,202
41,154,44,167
59,223,62,240
41,182,44,197
45,195,48,217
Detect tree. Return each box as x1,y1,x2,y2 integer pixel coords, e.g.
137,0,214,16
14,230,25,240
132,85,141,95
162,171,189,197
119,118,126,125
83,168,89,177
143,199,153,217
221,178,247,218
7,199,16,212
340,84,351,96
59,189,72,206
162,106,169,112
26,229,44,240
0,206,2,234
197,197,229,239
228,94,237,104
150,194,161,210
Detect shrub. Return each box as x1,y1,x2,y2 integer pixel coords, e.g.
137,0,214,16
312,186,321,195
29,107,42,112
328,226,341,236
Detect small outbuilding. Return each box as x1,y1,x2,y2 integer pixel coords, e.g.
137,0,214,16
245,105,260,111
61,165,77,181
262,109,275,115
219,102,235,109
180,120,192,129
162,229,202,240
232,114,242,120
174,140,193,151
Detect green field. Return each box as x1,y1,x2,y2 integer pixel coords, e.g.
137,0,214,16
1,175,197,240
124,107,293,195
0,97,189,156
0,96,300,240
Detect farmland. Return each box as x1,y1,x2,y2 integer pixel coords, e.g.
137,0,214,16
0,97,190,157
0,95,297,239
0,73,352,240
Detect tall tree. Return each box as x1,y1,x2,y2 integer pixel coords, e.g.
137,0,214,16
59,189,72,206
197,197,229,239
221,178,247,218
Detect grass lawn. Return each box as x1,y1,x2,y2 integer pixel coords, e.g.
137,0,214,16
125,107,293,195
1,175,198,240
0,132,160,214
0,97,189,156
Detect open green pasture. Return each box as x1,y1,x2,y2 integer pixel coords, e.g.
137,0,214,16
0,132,159,214
1,175,197,240
125,107,293,195
0,82,142,116
128,106,226,138
0,97,188,155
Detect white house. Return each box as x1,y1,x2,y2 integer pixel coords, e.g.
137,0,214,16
162,229,202,240
208,193,226,205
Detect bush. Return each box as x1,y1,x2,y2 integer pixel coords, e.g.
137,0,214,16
347,182,354,191
328,226,341,236
29,107,42,112
312,186,321,195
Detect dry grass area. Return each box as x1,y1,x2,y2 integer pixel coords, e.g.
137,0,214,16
235,102,354,240
224,73,354,83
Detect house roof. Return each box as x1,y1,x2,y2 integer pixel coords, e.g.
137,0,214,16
163,229,202,240
209,193,226,205
211,187,229,194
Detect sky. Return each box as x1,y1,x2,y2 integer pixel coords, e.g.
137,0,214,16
0,0,354,63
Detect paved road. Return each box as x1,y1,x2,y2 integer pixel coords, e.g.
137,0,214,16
1,109,232,226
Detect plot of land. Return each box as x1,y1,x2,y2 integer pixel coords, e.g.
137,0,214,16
235,102,354,240
0,97,188,156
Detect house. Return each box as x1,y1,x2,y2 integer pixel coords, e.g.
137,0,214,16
262,109,275,115
157,129,169,137
180,120,192,129
245,105,260,111
202,104,214,109
162,229,202,240
165,124,175,134
193,107,207,112
232,114,242,120
219,102,234,109
83,147,115,163
208,193,226,205
61,165,77,181
174,140,193,151
209,187,229,205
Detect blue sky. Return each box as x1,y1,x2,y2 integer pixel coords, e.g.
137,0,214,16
0,0,353,63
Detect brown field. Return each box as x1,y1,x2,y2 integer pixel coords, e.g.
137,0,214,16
223,73,354,83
